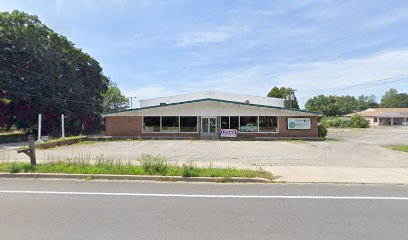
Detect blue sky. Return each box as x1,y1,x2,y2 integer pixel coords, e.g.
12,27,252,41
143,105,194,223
1,0,407,107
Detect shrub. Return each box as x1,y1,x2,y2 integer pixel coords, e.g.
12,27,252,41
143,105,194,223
182,161,199,177
318,124,328,138
0,132,26,143
349,114,369,128
325,117,350,128
138,154,168,175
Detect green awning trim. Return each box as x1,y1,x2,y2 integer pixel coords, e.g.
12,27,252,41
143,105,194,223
103,98,323,116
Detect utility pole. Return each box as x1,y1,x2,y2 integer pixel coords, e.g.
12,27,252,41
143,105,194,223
286,89,297,109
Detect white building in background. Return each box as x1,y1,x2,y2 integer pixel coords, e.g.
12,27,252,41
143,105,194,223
346,108,408,126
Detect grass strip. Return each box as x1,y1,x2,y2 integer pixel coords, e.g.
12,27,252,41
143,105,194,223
389,145,408,153
0,161,273,180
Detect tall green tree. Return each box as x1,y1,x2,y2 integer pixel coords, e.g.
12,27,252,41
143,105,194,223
380,88,408,107
305,95,379,117
267,87,299,109
102,84,129,112
0,10,110,135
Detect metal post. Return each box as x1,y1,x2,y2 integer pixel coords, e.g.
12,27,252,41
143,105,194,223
28,135,36,165
36,114,43,143
61,114,66,139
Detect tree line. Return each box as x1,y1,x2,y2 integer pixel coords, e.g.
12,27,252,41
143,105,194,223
268,87,408,117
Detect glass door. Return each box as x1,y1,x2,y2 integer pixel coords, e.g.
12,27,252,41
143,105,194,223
209,118,216,133
201,117,217,134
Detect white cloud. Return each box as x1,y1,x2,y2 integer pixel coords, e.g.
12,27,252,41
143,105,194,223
121,50,408,108
362,8,408,29
176,27,246,47
275,49,408,102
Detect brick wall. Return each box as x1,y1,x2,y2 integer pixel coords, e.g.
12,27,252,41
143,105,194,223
277,116,319,137
105,116,142,136
105,116,320,138
142,132,200,139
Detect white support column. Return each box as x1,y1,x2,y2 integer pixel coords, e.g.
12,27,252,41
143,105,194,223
61,114,66,139
36,114,44,143
257,116,260,132
391,117,394,126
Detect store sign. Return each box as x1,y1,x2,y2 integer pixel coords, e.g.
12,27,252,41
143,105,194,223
220,129,237,138
287,118,311,130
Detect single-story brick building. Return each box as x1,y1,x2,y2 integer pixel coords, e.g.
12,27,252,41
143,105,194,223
345,108,408,126
103,91,322,139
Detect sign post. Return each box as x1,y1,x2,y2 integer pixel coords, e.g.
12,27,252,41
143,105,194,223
61,114,66,139
36,114,44,143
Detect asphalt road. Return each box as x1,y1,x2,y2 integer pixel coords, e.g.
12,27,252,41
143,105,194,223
1,179,408,240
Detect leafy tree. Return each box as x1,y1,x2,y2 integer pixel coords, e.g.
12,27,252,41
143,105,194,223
305,95,379,117
0,10,109,135
357,95,379,110
380,88,408,107
102,84,129,112
267,87,299,109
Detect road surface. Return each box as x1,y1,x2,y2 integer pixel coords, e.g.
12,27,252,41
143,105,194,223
0,179,408,240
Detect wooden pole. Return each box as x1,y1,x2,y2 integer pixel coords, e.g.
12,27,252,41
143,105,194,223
28,135,36,165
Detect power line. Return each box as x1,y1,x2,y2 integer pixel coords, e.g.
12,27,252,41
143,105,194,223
298,74,408,99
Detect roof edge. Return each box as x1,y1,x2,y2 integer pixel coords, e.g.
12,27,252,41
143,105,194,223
102,98,323,116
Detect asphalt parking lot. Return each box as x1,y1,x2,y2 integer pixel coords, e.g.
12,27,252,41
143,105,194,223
2,127,407,169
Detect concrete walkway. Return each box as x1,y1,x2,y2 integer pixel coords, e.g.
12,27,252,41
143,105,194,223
267,166,408,184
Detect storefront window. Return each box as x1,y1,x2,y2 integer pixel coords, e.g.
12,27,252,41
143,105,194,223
230,116,239,129
180,117,197,132
143,117,160,132
240,116,258,132
161,116,179,132
259,116,278,132
220,116,229,129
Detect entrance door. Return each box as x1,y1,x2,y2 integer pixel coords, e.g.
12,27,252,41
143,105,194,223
201,117,217,134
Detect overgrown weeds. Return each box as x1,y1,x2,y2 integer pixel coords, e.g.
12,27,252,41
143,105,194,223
138,154,168,175
0,154,274,180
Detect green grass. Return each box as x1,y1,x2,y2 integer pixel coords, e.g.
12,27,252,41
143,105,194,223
388,145,408,153
0,154,273,180
44,135,87,143
69,141,99,146
0,130,24,136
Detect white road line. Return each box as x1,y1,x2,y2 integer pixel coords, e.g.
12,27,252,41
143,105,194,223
0,190,407,200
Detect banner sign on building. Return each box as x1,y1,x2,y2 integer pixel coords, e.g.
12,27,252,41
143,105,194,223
287,118,311,130
220,129,237,138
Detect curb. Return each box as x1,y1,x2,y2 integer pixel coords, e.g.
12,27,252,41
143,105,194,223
0,173,272,183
